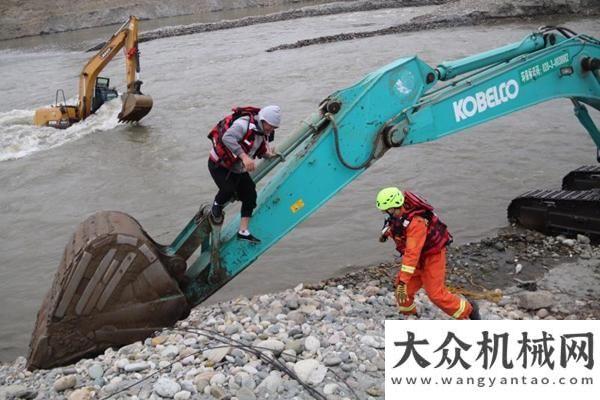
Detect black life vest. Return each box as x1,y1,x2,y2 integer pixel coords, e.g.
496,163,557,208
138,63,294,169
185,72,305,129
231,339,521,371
208,106,270,169
383,191,452,256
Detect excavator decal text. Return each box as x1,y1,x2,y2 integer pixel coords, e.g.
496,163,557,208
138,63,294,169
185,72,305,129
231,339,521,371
453,79,520,122
100,46,113,59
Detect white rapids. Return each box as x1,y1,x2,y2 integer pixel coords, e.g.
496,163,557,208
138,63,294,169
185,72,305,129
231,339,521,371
0,99,121,162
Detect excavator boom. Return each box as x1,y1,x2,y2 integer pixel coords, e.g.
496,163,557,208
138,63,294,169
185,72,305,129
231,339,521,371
28,27,600,369
33,16,152,128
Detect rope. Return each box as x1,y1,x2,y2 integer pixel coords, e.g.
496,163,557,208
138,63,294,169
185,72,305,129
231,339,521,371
100,327,361,400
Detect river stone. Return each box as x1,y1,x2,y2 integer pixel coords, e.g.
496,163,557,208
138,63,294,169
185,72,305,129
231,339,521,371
361,335,384,349
152,335,168,346
224,324,239,335
285,294,300,309
517,291,554,310
210,373,226,386
324,383,339,395
174,390,191,400
285,339,304,354
240,373,256,389
236,387,257,400
304,336,320,352
257,339,285,356
161,345,180,358
210,386,226,399
193,378,209,392
87,363,104,379
53,375,77,392
154,377,180,398
293,359,327,385
0,385,36,400
257,371,282,392
328,333,342,345
323,355,342,366
243,364,258,374
68,388,93,400
115,358,129,369
124,362,149,372
577,234,591,244
180,380,196,393
536,308,550,319
203,347,230,363
181,355,195,365
367,386,384,397
281,348,297,362
363,286,380,297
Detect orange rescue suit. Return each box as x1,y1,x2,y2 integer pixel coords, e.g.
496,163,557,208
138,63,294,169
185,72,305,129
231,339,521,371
386,214,472,319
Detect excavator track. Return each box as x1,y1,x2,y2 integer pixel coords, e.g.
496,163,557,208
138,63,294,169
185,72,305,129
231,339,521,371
508,188,600,240
27,211,190,370
562,165,600,190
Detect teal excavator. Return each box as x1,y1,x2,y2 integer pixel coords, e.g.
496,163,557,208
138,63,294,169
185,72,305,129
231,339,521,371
28,26,599,369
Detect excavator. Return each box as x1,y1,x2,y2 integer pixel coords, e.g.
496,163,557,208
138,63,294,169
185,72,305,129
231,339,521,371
27,26,599,369
33,16,153,129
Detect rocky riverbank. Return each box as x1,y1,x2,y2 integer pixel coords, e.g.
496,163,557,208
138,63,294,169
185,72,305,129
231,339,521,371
0,0,443,42
265,0,600,52
79,0,600,52
1,227,599,400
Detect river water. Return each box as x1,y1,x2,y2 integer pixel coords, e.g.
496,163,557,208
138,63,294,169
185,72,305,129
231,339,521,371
0,6,598,361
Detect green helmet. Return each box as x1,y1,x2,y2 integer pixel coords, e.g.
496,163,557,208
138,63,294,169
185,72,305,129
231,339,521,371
376,187,405,211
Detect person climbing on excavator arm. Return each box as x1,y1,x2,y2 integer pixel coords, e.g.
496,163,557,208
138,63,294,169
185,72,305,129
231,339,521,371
208,105,283,243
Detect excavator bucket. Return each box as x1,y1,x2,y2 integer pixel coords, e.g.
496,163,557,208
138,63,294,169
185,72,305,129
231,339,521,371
118,92,153,122
27,211,190,370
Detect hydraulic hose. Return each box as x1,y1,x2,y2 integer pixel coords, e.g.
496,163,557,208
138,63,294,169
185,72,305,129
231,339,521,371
325,112,380,170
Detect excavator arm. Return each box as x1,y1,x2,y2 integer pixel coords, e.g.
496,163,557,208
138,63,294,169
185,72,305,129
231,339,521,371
27,27,600,369
180,27,599,304
33,16,152,128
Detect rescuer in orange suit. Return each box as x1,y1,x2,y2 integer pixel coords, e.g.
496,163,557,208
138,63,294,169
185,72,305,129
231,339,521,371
376,187,480,320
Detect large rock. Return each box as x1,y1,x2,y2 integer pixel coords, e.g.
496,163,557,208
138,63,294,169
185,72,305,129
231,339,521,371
293,359,327,385
516,291,554,310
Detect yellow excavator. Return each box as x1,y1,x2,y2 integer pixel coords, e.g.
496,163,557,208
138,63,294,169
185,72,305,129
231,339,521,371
33,16,153,128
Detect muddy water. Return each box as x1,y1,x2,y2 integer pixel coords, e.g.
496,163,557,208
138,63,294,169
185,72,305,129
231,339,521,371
0,8,598,361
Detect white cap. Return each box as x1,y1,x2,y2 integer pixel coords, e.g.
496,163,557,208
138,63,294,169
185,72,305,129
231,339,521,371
258,105,281,128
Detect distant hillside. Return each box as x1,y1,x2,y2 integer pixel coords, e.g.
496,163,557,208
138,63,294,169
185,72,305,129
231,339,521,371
0,0,345,41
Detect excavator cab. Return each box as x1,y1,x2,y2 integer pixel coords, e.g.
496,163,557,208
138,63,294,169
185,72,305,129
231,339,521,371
90,77,119,114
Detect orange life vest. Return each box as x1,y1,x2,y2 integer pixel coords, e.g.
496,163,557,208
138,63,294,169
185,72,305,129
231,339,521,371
384,191,452,256
208,106,269,169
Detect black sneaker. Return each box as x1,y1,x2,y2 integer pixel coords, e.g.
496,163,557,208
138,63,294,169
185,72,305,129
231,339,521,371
211,203,223,219
468,298,481,320
237,232,261,243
